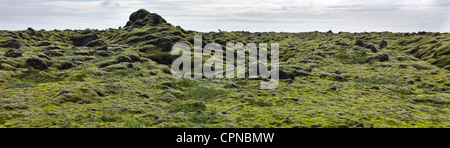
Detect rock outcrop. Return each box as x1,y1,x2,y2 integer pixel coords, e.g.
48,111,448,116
71,29,99,47
125,9,167,28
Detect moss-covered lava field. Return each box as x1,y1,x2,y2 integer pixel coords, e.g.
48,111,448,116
0,9,449,128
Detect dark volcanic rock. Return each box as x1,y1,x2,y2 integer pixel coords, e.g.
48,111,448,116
368,53,389,63
156,37,173,52
95,50,110,57
37,54,51,60
57,61,75,70
26,56,49,70
0,39,24,49
335,41,349,46
98,60,119,68
365,44,378,53
355,40,365,47
71,29,99,47
127,54,141,62
74,51,90,56
86,39,106,47
35,41,52,47
45,46,61,50
4,49,22,58
279,66,312,79
147,53,180,65
44,50,64,57
95,46,108,51
117,56,133,63
125,9,167,27
379,40,388,48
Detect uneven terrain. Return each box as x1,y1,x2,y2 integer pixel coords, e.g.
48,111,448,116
0,9,449,128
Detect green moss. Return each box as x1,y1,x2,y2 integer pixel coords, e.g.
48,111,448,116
334,49,368,64
175,78,198,87
169,102,207,113
91,109,122,122
146,52,181,65
354,76,403,85
5,81,37,88
17,70,65,84
189,113,211,124
185,87,226,100
1,20,450,128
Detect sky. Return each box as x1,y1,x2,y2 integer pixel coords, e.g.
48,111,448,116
0,0,449,32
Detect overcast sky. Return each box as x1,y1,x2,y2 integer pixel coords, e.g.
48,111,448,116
0,0,449,32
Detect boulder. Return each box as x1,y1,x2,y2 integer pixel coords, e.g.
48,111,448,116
125,9,167,27
26,27,36,36
126,54,141,62
37,54,51,60
44,50,64,57
35,41,52,47
147,52,180,65
156,38,172,52
97,60,119,68
368,53,389,63
45,45,61,50
156,37,173,52
74,51,90,56
117,56,133,63
95,50,110,57
26,56,50,70
365,44,378,53
379,40,388,48
95,46,108,51
4,49,22,58
0,39,24,49
56,61,75,70
279,66,312,79
86,39,106,47
335,41,349,46
355,40,365,47
71,29,99,47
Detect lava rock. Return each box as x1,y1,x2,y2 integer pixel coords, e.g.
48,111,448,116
379,40,388,48
95,50,110,57
125,9,167,27
117,56,133,63
355,40,365,47
4,49,22,58
95,46,108,51
57,61,75,70
26,56,49,70
35,41,52,47
335,41,349,46
44,50,64,57
279,66,312,79
365,44,378,53
98,60,119,68
0,39,24,49
86,39,106,47
45,46,61,50
368,53,389,63
156,37,173,52
37,54,51,60
127,54,141,62
71,29,99,47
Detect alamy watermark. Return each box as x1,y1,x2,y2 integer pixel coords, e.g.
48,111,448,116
170,35,279,89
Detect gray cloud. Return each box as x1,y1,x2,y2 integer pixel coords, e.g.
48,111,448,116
0,0,448,32
102,0,111,6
